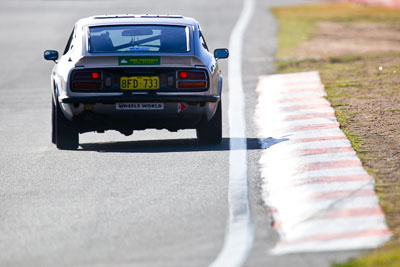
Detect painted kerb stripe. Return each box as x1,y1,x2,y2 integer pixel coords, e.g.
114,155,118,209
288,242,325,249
254,71,391,254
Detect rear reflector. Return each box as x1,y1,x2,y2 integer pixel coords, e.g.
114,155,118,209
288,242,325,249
72,82,102,90
177,81,207,89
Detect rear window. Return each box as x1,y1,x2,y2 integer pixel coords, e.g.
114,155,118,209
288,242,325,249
88,25,190,53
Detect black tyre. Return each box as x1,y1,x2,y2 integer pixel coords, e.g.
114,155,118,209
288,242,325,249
51,99,56,144
55,99,79,150
196,101,222,144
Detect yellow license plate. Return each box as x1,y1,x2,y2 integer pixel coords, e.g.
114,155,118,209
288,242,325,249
120,76,160,90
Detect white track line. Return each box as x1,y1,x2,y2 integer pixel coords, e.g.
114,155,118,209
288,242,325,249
255,72,391,255
209,0,255,266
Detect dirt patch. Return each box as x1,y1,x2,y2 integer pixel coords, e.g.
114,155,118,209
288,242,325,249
294,21,400,57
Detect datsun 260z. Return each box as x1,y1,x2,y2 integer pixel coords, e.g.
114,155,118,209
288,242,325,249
44,15,229,149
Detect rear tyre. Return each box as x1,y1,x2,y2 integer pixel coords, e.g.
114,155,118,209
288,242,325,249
55,100,79,150
51,99,56,144
196,102,222,144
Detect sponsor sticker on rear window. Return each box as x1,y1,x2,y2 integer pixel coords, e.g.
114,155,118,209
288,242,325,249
118,56,160,65
116,103,164,110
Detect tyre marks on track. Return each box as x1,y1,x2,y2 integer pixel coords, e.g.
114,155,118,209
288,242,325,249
254,71,391,254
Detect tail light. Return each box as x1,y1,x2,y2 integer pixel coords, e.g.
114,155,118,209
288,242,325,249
71,71,103,92
176,70,208,90
178,71,206,80
177,81,207,89
72,82,102,90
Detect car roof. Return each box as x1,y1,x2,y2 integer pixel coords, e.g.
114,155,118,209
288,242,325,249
76,14,199,28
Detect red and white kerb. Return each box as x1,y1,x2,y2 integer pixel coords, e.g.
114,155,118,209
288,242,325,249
254,71,391,254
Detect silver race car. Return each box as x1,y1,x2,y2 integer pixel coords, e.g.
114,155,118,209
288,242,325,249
44,15,229,149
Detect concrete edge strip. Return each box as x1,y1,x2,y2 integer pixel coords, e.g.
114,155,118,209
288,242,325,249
209,0,255,266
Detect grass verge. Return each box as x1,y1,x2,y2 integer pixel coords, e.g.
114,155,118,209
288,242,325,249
272,3,400,267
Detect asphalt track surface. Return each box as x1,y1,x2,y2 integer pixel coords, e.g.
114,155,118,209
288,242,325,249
0,0,361,266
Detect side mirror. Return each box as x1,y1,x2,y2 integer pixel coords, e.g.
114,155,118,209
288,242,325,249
214,48,229,60
44,50,59,61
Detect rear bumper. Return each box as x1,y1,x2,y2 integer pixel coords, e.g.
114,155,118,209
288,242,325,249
61,94,220,104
